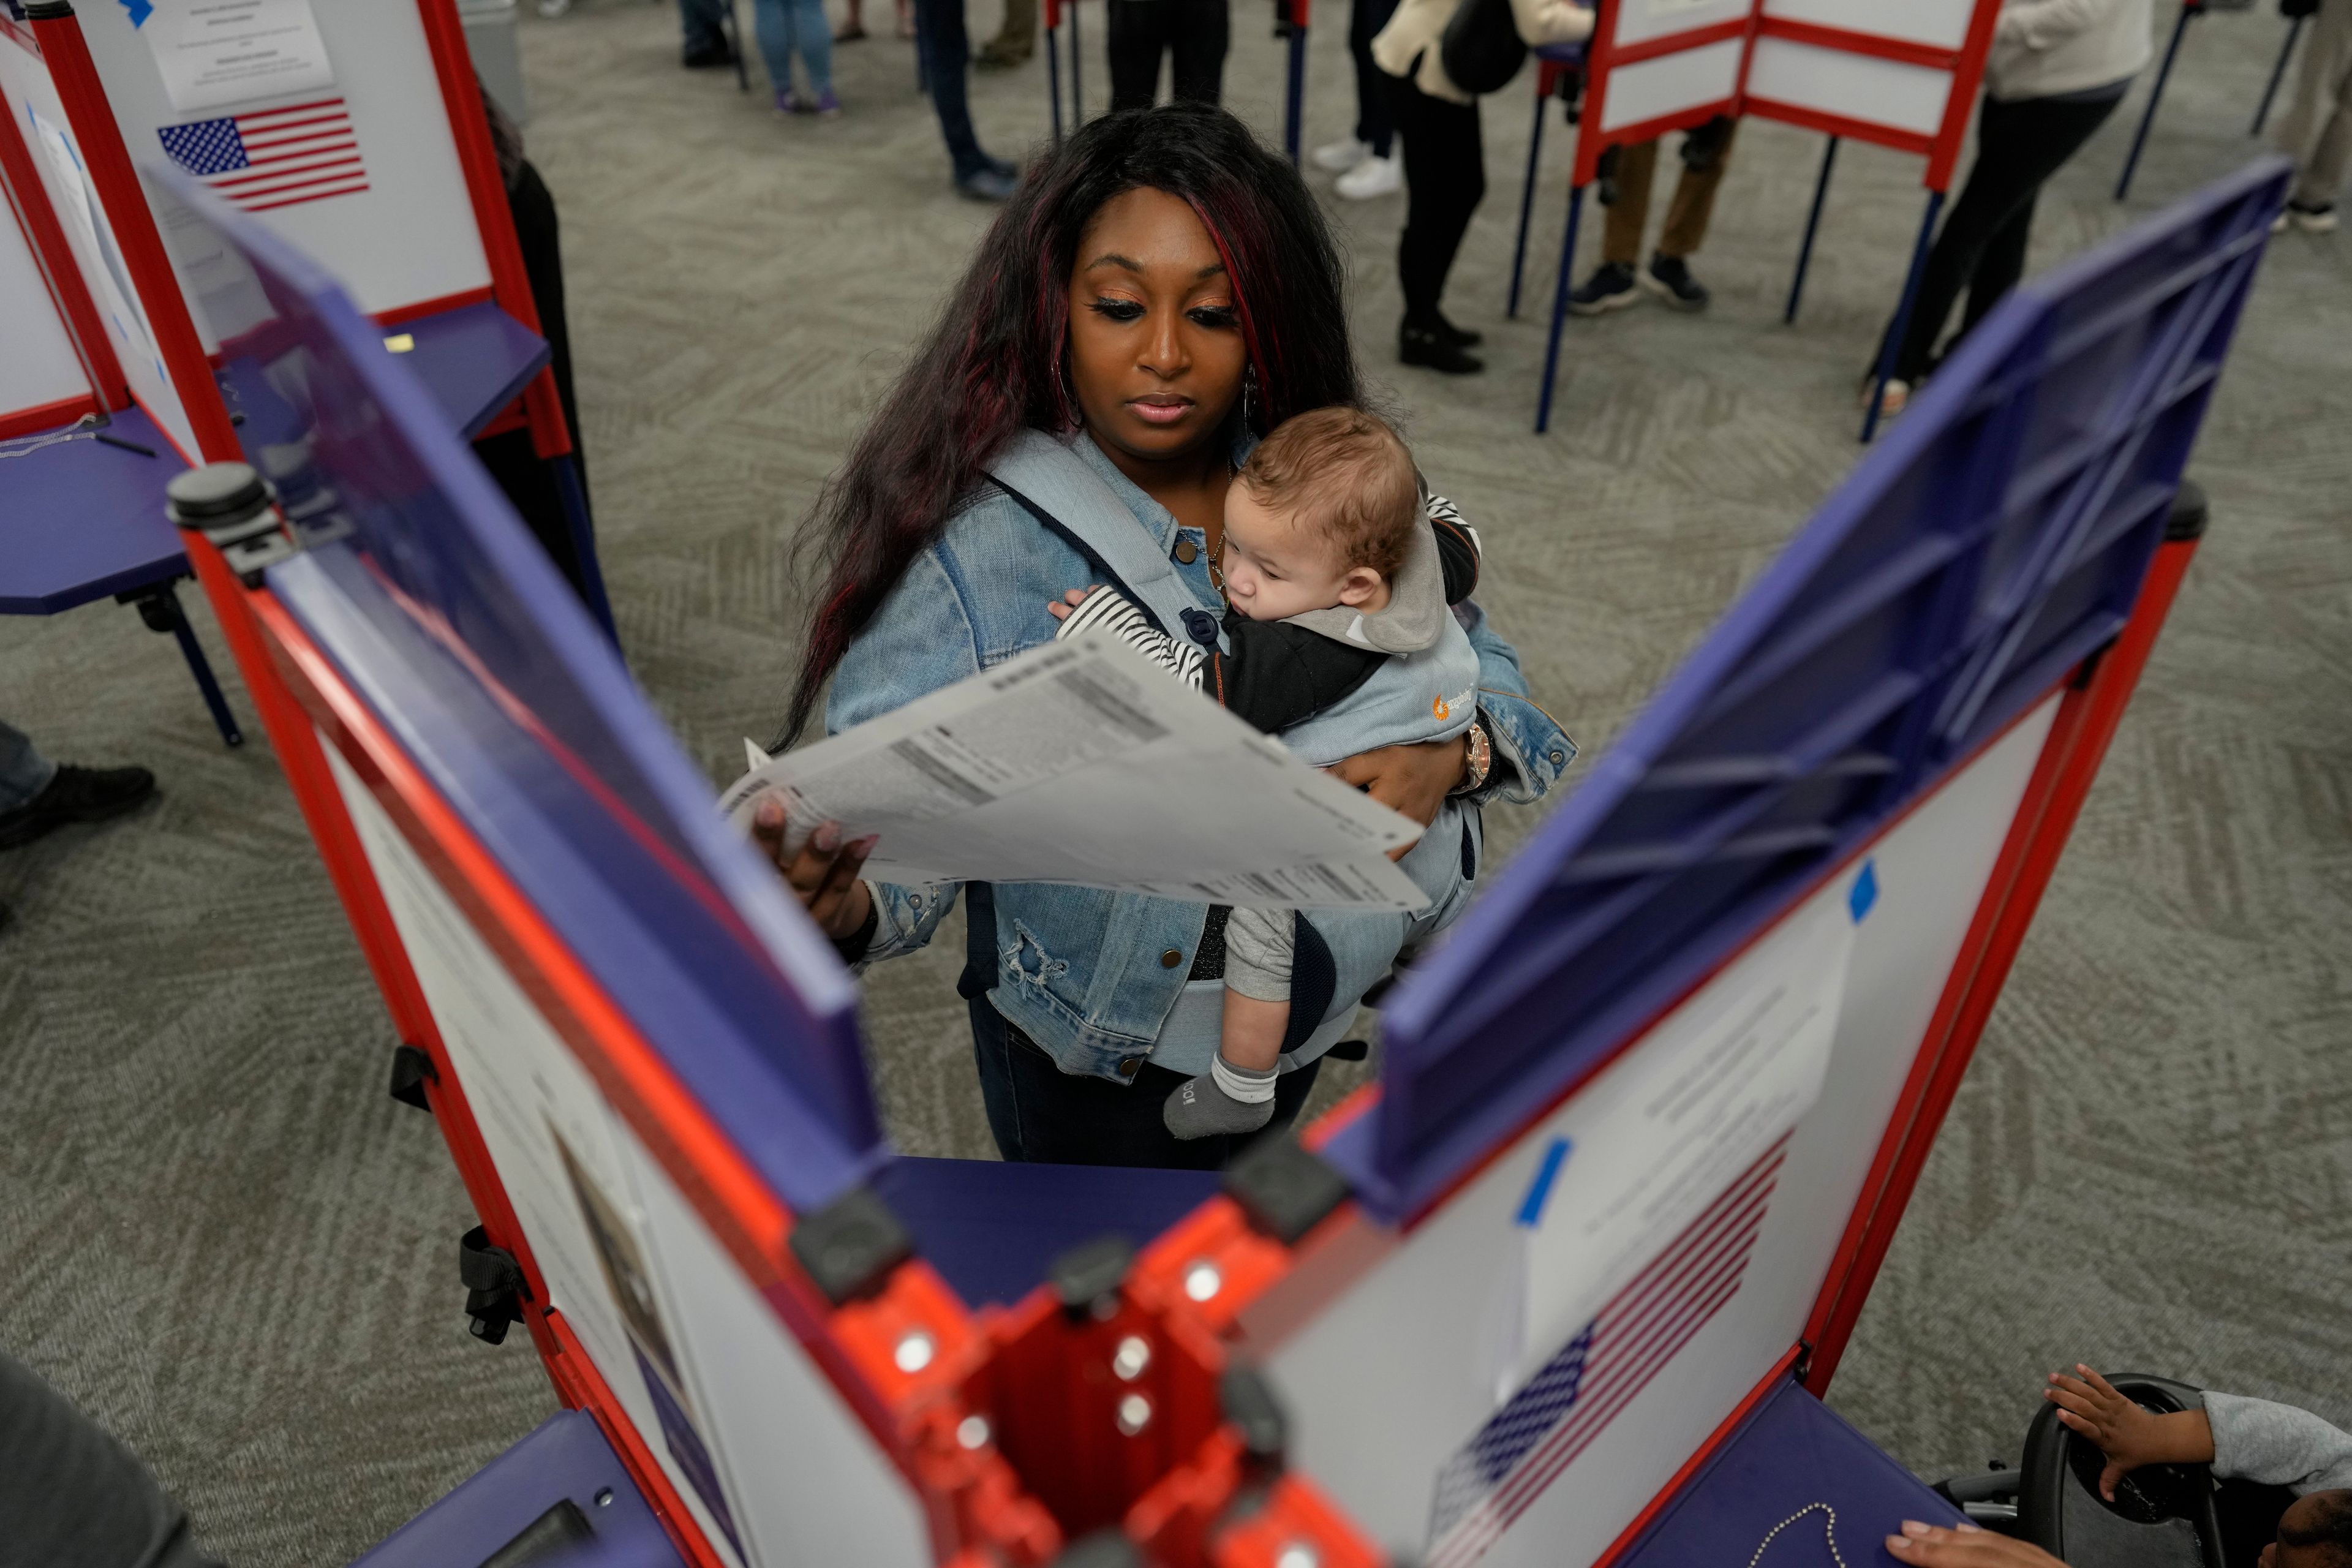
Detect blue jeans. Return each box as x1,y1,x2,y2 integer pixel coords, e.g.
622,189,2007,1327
679,0,730,53
0,721,56,813
911,0,987,176
756,0,833,94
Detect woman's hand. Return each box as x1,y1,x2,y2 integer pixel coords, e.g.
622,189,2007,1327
2044,1365,2214,1500
1886,1521,2069,1566
750,798,876,940
1328,733,1470,854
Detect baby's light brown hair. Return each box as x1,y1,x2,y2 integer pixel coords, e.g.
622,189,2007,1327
1237,407,1420,581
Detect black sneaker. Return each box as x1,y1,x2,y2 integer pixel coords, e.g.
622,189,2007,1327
1432,312,1483,348
1400,323,1483,374
681,41,737,68
1567,261,1639,317
1641,254,1710,312
0,764,156,850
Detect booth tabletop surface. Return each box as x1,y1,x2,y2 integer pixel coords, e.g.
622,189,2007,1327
391,300,553,440
350,1409,682,1568
0,406,190,615
1618,1379,1966,1567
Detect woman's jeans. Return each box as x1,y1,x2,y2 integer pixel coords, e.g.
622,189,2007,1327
756,0,834,95
912,0,989,176
970,998,1323,1169
1882,88,2124,383
0,721,55,813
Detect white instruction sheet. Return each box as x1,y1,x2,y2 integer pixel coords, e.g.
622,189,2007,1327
141,0,336,114
720,633,1431,910
1508,887,1860,1385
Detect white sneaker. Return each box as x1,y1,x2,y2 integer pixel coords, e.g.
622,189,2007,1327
1312,136,1371,174
1335,152,1402,200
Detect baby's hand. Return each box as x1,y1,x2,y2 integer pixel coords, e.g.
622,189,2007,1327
1047,587,1098,622
2044,1365,2214,1499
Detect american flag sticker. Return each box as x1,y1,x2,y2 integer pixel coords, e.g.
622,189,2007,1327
1425,1134,1793,1568
156,96,366,213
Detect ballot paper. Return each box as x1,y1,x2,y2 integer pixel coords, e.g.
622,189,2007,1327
140,0,336,115
720,633,1431,910
1502,884,1860,1390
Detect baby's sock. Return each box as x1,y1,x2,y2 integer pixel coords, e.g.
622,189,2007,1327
1163,1054,1278,1141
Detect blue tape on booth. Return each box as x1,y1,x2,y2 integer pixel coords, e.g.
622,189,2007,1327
1330,157,2290,1221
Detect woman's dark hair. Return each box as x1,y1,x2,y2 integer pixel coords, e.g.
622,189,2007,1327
783,101,1362,742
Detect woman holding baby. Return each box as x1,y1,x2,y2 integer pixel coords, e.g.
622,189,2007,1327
761,103,1572,1170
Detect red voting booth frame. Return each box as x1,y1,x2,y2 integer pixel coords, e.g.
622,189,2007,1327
1523,0,2003,440
205,466,2198,1567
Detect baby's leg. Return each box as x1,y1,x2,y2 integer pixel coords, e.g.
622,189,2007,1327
1165,908,1293,1140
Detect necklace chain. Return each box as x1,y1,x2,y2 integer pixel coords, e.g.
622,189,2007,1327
1744,1503,1848,1568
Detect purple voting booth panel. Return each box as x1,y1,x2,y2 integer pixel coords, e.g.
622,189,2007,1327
148,167,881,1215
1330,157,2290,1221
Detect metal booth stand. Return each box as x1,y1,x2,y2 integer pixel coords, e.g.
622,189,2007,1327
153,155,2285,1568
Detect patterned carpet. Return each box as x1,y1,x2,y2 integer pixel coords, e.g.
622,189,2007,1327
0,0,2344,1561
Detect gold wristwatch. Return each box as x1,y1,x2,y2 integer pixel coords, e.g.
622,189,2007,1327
1454,718,1493,796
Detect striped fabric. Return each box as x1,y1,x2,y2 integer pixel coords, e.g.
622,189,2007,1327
1427,1134,1794,1568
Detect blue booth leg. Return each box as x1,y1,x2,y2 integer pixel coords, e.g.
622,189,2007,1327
1047,17,1063,139
1785,134,1840,325
552,454,618,645
128,581,242,748
1535,182,1587,435
2117,5,2196,201
1508,85,1548,319
1285,18,1308,164
1860,189,1946,445
2250,13,2305,136
1071,0,1082,120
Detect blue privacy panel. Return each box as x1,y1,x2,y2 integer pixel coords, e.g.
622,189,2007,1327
1327,157,2291,1220
148,168,883,1211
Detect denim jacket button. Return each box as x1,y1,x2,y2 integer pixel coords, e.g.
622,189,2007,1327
1550,750,1565,764
1118,1057,1142,1079
1174,539,1198,565
1159,948,1184,968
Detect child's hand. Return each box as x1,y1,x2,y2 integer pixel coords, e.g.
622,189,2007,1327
2044,1364,2215,1499
1885,1521,2067,1566
1047,587,1099,622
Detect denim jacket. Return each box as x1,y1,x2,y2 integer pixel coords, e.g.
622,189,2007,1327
826,430,1575,1084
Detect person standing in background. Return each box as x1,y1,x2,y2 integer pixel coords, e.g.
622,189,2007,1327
756,0,841,113
1372,0,1593,373
913,0,1022,197
836,0,915,42
1311,0,1404,199
2272,0,2351,231
1865,0,2152,416
0,721,154,934
1565,117,1736,314
1107,0,1231,110
677,0,737,66
977,0,1040,68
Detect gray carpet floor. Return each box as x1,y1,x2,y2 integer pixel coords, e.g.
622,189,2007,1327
1,0,2345,1560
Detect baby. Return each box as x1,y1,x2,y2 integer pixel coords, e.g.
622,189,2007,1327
1047,405,1483,1140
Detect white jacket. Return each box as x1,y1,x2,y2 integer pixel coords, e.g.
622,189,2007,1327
1985,0,2152,100
1371,0,1593,104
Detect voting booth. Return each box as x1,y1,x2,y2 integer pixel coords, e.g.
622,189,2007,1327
2116,0,2312,202
1516,0,2005,437
0,0,608,690
151,148,2286,1567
